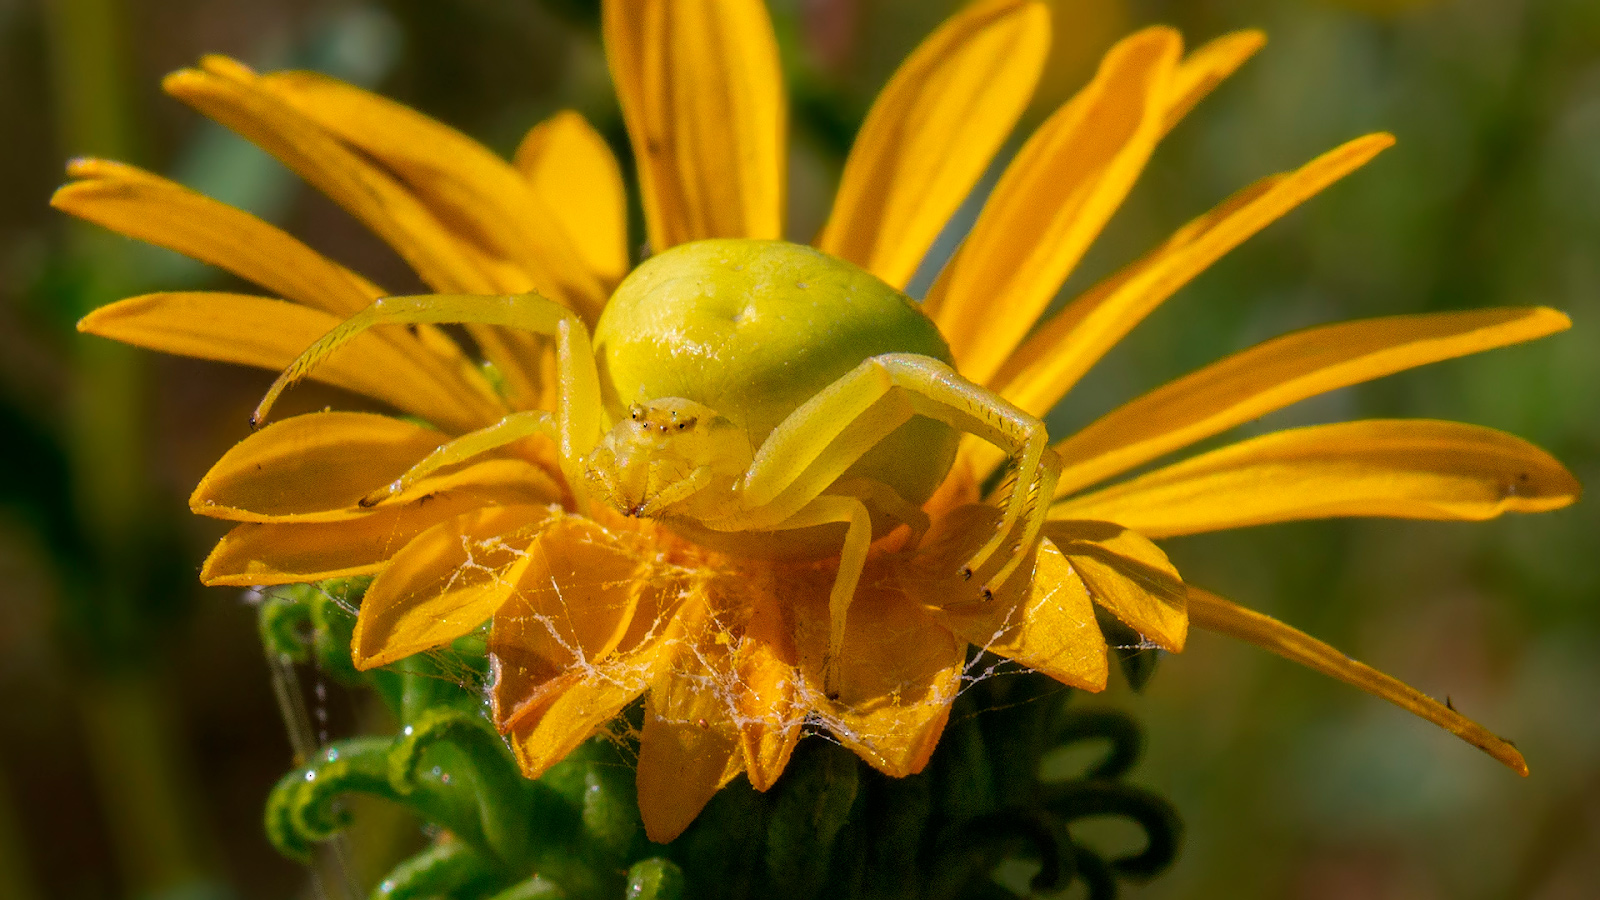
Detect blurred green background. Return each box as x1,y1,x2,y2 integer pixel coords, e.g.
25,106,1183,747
1,0,1596,897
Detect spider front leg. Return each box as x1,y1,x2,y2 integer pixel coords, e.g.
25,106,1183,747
358,409,556,507
251,292,604,489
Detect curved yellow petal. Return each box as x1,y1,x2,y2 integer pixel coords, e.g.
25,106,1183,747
490,517,682,731
201,489,554,587
604,0,785,248
1053,307,1572,497
163,60,552,407
164,61,489,294
193,412,445,520
255,70,608,321
1054,419,1580,537
78,293,496,434
734,585,804,792
1187,585,1528,776
1045,520,1186,652
925,538,1108,691
1160,30,1265,136
924,26,1181,385
494,519,687,779
353,505,558,669
53,160,501,420
782,564,965,778
197,434,561,526
991,134,1395,423
505,669,662,782
514,111,630,289
637,612,744,844
816,0,1051,288
53,158,378,317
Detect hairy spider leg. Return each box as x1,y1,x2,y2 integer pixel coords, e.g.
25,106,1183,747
359,409,556,507
734,353,1061,594
251,292,604,490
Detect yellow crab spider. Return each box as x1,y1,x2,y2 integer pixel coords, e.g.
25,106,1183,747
253,239,1061,687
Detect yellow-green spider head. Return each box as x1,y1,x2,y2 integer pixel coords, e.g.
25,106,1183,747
583,397,751,518
587,239,961,532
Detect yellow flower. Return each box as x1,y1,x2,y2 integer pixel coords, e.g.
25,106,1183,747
58,0,1577,843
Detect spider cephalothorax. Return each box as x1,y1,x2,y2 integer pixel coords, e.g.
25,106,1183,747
254,238,1061,683
583,398,751,519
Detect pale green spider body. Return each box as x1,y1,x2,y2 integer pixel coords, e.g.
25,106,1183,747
589,240,959,558
255,239,1060,685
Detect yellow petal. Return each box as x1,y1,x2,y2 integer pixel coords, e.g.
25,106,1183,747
506,672,658,782
165,59,561,406
924,26,1181,385
991,134,1395,424
604,0,785,248
924,538,1108,691
1054,419,1581,537
78,293,496,434
353,505,558,668
514,111,631,289
1160,30,1266,136
255,69,609,321
816,0,1050,288
1045,520,1186,652
734,578,804,791
490,517,681,732
637,610,744,843
164,62,490,295
202,486,554,587
192,411,561,523
193,412,443,520
1053,307,1572,497
495,519,686,779
1186,585,1528,776
783,564,965,778
53,158,378,317
54,160,501,421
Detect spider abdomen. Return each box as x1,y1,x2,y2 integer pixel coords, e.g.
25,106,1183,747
593,239,960,514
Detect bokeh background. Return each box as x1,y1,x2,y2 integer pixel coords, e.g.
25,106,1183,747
2,0,1597,897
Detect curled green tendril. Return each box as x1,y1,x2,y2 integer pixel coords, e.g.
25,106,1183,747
389,708,551,867
933,808,1070,897
1048,709,1145,782
265,736,491,865
914,675,1180,900
1043,781,1181,880
371,841,498,900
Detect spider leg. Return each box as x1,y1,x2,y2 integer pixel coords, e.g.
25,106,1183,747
705,494,872,697
633,465,714,518
736,353,1060,595
251,292,603,486
360,409,556,507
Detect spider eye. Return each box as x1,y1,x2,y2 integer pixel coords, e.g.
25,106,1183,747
629,405,643,421
677,422,688,430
